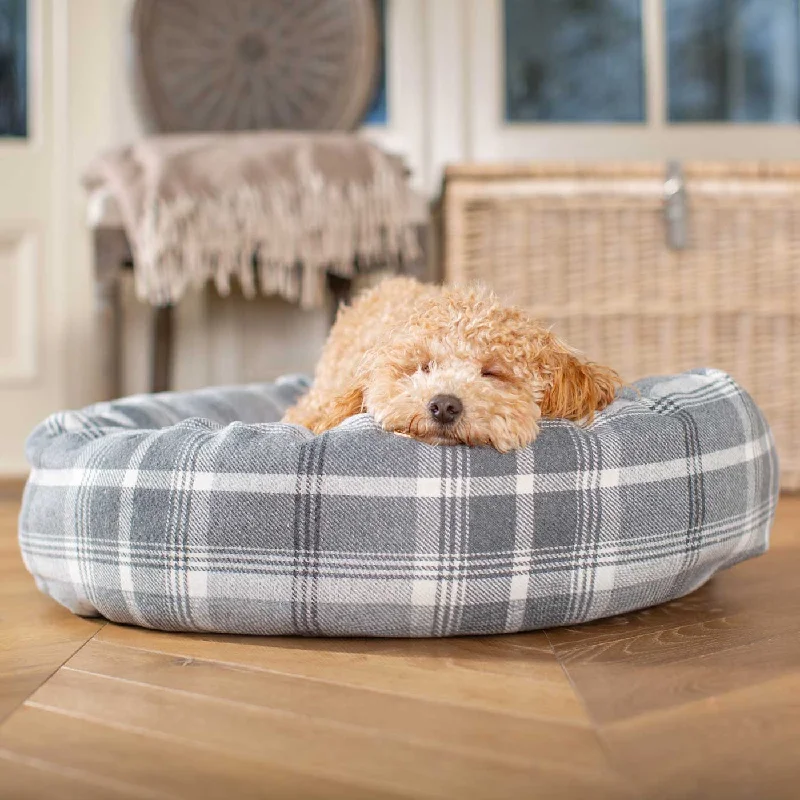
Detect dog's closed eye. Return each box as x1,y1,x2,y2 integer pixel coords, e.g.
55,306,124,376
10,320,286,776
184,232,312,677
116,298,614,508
420,361,433,374
481,366,507,381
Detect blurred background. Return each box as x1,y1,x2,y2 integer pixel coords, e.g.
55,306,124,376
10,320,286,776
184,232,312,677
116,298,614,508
1,0,799,481
1,5,799,798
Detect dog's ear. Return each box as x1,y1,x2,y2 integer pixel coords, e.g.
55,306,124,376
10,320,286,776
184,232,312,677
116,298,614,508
283,383,364,433
311,384,365,433
538,340,621,422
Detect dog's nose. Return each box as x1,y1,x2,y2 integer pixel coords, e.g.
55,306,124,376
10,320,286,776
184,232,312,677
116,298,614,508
428,394,463,425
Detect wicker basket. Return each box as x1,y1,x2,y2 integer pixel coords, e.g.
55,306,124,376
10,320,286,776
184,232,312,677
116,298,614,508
439,161,800,490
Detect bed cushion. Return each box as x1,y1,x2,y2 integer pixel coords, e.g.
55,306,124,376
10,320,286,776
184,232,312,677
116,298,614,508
18,369,779,637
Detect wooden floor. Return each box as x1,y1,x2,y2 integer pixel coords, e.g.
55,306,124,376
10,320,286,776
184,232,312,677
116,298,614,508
1,494,798,800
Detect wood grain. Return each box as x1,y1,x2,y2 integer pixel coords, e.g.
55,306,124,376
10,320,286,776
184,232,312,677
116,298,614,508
0,503,104,724
66,639,610,773
603,673,800,800
24,668,624,800
0,704,396,800
94,625,589,724
0,748,146,800
2,495,800,798
0,477,26,501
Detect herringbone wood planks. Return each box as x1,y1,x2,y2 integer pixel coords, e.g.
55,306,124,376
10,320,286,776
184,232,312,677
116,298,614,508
1,493,798,799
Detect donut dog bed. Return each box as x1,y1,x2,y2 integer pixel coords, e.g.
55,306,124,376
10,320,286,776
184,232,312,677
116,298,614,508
19,369,778,637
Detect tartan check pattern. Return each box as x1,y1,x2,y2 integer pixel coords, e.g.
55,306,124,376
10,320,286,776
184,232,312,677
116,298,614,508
18,369,779,637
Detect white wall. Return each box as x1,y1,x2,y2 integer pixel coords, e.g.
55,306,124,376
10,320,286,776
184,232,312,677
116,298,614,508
0,0,64,474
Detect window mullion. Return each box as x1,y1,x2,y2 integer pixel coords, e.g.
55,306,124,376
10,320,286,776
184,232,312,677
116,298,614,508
643,0,666,129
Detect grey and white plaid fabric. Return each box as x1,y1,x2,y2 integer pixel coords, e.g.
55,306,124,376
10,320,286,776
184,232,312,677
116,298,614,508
19,369,779,637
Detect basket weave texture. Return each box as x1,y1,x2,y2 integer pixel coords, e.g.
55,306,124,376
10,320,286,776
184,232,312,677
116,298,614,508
440,162,799,489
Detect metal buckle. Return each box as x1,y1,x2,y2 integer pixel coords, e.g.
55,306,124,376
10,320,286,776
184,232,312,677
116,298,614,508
664,160,688,250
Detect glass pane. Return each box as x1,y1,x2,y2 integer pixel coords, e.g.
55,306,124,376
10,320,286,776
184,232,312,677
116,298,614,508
364,0,387,125
0,0,27,137
503,0,644,123
668,0,800,122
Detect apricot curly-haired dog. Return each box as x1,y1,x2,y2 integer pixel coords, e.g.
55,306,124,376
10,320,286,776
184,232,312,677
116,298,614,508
283,277,621,452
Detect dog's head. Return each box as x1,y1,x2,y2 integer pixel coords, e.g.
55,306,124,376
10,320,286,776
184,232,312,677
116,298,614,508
358,285,620,452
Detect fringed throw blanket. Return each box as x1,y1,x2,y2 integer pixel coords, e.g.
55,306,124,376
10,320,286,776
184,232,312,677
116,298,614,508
83,132,424,308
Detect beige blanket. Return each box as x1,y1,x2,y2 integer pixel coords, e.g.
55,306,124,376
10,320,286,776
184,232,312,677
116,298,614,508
83,132,423,308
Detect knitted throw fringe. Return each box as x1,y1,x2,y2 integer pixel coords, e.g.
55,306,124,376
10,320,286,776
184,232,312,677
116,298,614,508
83,133,423,309
138,150,421,308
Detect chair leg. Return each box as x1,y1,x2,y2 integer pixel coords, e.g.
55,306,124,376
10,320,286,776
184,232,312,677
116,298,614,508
151,305,174,393
326,274,352,326
93,228,129,401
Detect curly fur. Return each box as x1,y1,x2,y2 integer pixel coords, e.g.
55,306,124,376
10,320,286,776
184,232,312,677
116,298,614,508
283,277,622,452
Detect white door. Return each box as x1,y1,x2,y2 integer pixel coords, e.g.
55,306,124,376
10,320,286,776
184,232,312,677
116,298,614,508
0,0,61,475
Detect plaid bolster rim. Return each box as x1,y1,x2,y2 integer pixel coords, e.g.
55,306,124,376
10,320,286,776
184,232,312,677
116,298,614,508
18,369,779,637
